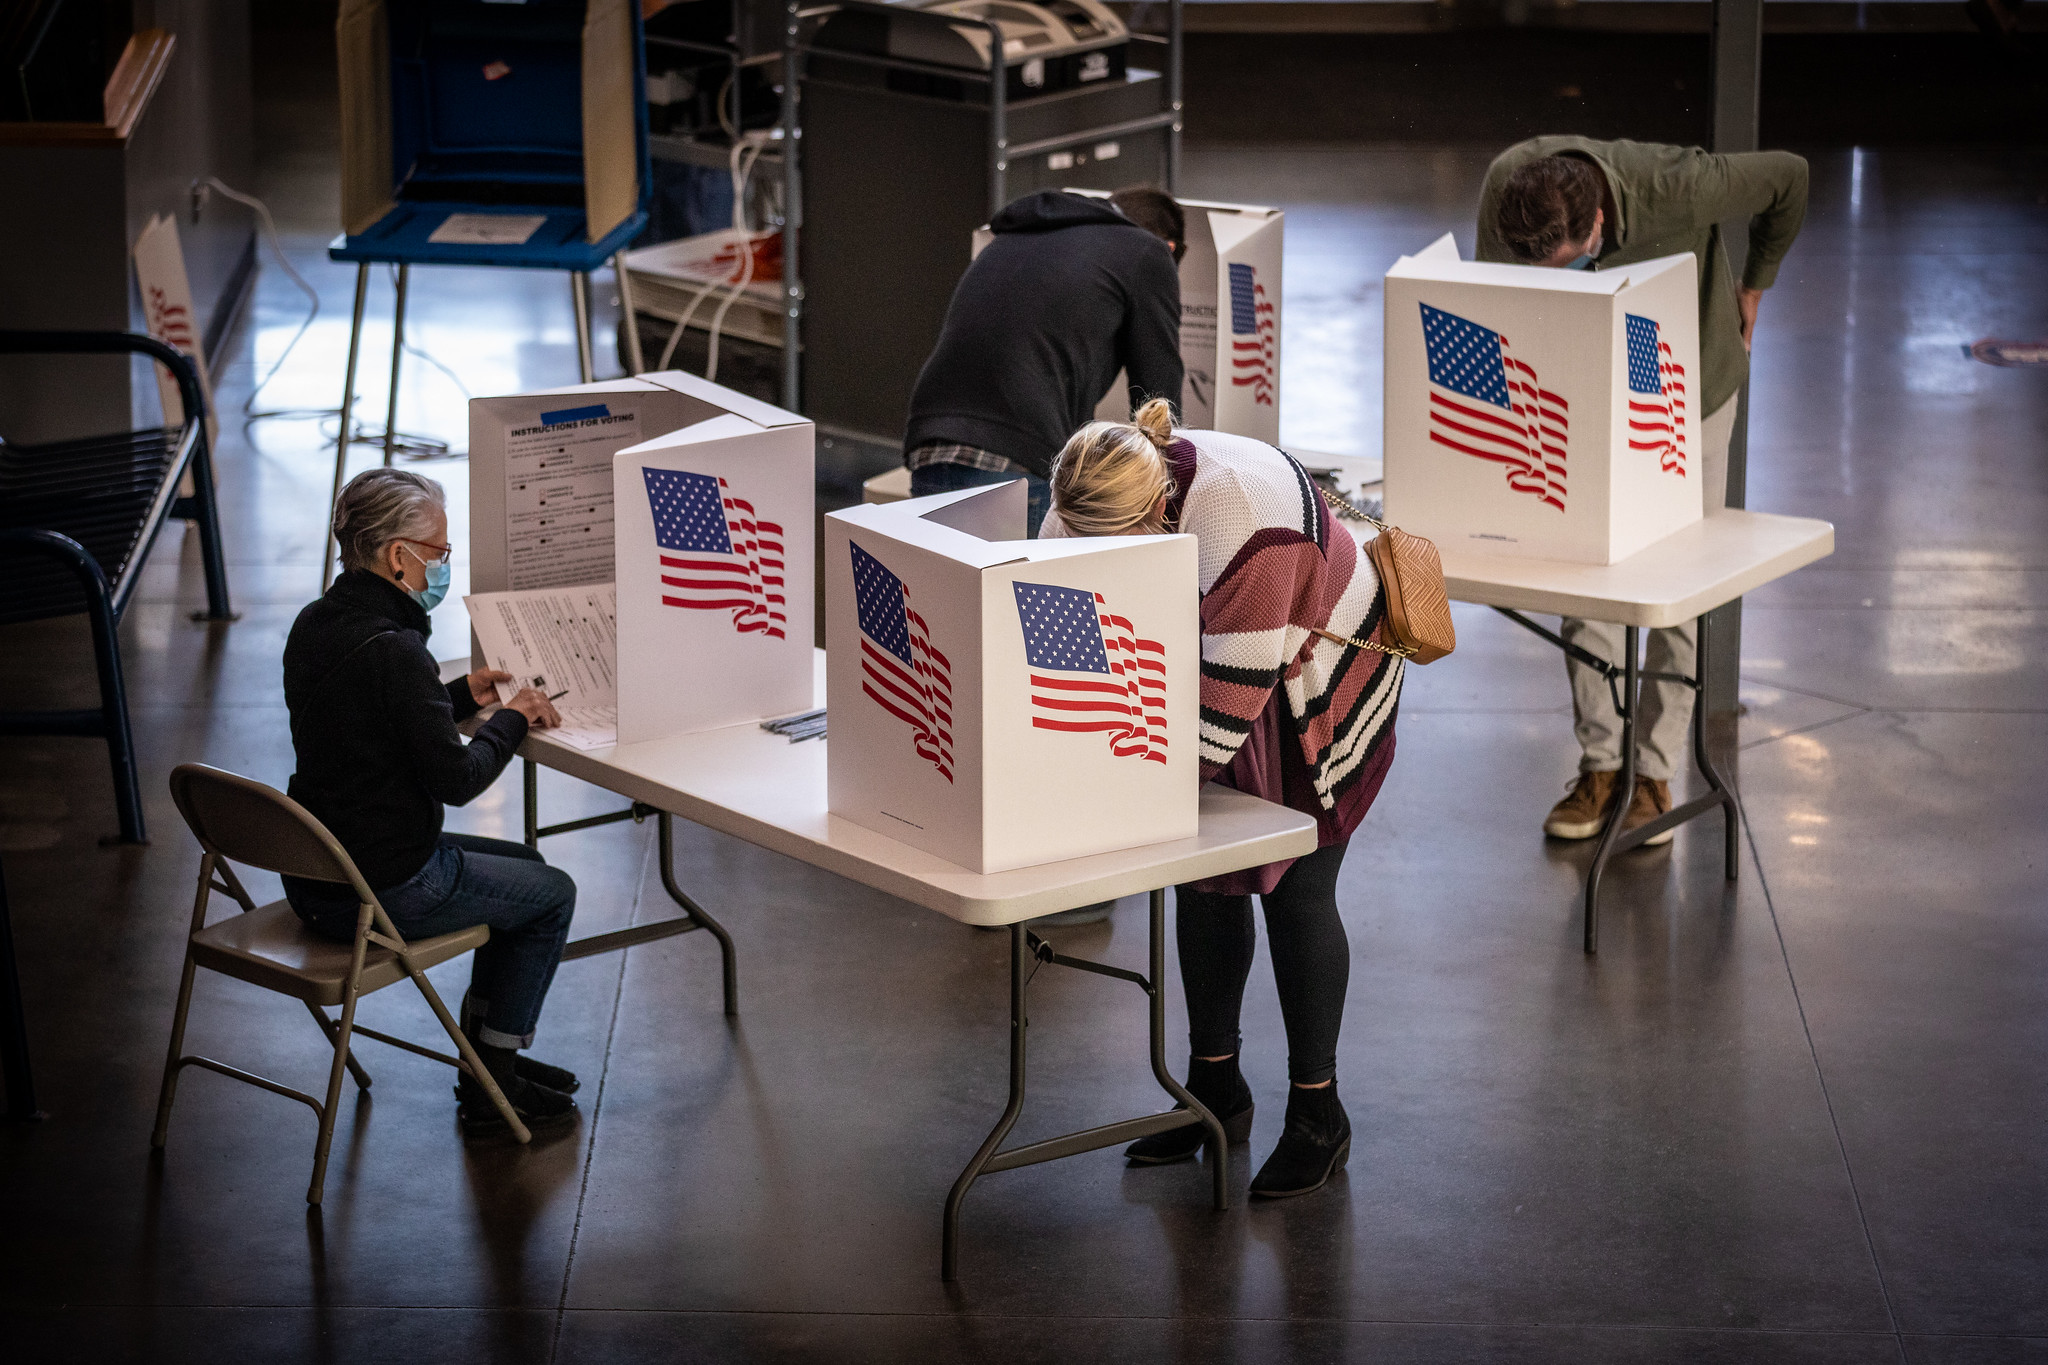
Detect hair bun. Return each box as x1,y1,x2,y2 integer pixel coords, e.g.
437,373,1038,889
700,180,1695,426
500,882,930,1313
1132,397,1175,448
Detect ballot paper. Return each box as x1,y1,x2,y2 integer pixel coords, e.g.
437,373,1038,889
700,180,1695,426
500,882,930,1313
464,586,619,750
429,213,547,246
537,707,620,752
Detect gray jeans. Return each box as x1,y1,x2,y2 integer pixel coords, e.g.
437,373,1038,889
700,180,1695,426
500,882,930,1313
1566,395,1739,782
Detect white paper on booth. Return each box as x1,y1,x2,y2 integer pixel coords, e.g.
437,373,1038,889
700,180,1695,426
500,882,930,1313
463,586,618,707
429,213,546,245
503,405,640,589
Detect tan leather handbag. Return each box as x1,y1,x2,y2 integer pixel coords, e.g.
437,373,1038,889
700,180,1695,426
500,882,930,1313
1313,486,1457,665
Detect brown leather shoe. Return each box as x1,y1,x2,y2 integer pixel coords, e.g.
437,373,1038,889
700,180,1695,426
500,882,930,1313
1543,770,1621,839
1623,778,1674,846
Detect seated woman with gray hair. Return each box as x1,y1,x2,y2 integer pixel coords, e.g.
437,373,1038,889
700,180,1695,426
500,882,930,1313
1041,400,1406,1199
281,468,577,1141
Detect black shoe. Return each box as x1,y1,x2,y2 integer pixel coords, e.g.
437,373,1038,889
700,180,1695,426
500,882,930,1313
452,1054,579,1099
455,998,579,1095
1250,1082,1351,1199
457,1069,579,1142
456,1033,579,1141
1126,1055,1255,1165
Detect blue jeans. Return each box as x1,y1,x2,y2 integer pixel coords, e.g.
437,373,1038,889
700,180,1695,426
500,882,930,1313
287,833,576,1049
910,462,1049,538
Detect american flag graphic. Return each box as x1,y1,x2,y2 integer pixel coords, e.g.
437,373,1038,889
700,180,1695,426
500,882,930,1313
1624,313,1688,477
144,286,196,352
1013,581,1167,764
851,543,954,782
1228,263,1276,406
643,468,786,638
1420,302,1569,511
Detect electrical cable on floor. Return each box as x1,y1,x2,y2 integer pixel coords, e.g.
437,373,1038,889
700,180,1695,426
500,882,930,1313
203,177,466,460
202,176,320,424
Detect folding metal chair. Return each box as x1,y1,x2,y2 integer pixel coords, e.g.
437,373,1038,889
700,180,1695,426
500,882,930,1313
154,764,530,1205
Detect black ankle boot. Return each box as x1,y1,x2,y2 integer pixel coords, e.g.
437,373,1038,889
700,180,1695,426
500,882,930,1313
1249,1082,1351,1199
1125,1055,1256,1166
458,997,579,1095
457,1032,579,1141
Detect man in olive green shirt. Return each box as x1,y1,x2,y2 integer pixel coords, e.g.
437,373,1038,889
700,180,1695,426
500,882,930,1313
1474,137,1808,844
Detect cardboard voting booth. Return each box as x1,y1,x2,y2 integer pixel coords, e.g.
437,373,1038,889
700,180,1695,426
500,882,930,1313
336,0,647,262
976,193,1284,442
825,483,1198,874
469,371,814,744
1167,197,1284,442
1383,233,1702,565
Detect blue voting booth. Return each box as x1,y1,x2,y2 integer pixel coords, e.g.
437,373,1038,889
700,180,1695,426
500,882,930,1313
326,0,651,584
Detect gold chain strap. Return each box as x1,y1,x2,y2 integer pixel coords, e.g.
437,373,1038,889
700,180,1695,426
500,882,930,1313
1312,625,1415,660
1309,484,1413,659
1313,479,1390,534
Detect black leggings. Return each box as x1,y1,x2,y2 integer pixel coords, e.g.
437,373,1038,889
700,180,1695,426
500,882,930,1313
1175,841,1350,1086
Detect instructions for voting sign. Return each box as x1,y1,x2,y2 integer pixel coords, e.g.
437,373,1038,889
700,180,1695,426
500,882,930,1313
504,405,640,590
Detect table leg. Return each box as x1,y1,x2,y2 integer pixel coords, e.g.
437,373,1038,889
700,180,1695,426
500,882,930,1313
615,252,645,375
325,264,370,592
1690,612,1743,879
522,757,538,850
1582,625,1640,954
940,890,1225,1281
1147,887,1229,1212
653,812,738,1017
383,263,409,468
943,922,1030,1283
1494,606,1744,941
520,769,739,1012
572,272,595,384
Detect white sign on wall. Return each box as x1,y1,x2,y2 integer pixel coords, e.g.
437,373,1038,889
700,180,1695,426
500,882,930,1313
1382,234,1702,565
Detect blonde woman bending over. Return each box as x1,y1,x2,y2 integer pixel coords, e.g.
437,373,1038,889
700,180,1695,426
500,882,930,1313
1043,400,1406,1199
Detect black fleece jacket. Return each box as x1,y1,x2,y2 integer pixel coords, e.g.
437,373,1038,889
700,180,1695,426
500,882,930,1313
282,570,527,892
904,191,1184,481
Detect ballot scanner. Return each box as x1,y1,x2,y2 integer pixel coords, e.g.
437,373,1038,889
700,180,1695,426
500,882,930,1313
812,0,1129,102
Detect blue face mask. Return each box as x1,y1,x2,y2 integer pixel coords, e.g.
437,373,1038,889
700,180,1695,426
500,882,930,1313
402,544,452,613
1566,253,1597,271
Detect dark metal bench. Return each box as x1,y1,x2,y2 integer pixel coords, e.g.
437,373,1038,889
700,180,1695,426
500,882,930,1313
0,331,233,844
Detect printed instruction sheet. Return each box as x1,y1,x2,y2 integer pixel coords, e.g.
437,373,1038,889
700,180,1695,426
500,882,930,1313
464,586,619,751
503,405,639,589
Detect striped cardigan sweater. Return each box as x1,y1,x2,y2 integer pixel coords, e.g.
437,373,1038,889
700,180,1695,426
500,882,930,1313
1050,430,1403,822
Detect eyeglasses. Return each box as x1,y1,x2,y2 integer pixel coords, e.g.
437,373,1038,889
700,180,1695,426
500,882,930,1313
400,538,453,565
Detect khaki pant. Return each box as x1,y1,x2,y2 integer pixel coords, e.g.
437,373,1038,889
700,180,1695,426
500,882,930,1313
1565,395,1739,782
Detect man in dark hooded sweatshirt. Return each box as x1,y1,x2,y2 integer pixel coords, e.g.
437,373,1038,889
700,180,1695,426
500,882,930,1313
904,186,1185,537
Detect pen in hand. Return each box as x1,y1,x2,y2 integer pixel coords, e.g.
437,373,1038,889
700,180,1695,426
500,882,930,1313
547,689,569,701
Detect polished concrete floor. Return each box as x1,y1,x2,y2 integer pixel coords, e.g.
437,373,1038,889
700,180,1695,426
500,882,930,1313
2,87,2045,1365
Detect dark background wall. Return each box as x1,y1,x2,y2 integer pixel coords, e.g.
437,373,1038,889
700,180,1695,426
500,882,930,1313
1180,30,2048,146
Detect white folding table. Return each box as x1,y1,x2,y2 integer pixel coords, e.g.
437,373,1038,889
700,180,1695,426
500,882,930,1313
1343,509,1834,952
469,653,1317,1279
